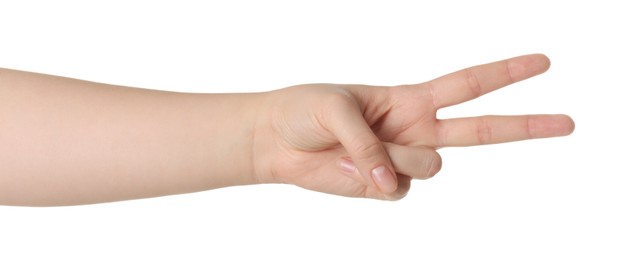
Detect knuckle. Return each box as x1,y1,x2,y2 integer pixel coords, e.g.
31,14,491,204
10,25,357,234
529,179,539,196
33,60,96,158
526,115,535,139
325,88,357,106
464,68,483,99
476,117,493,145
435,122,449,148
424,82,439,109
504,59,517,83
350,135,383,162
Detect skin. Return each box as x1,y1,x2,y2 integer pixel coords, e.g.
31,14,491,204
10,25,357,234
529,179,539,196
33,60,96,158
0,54,574,206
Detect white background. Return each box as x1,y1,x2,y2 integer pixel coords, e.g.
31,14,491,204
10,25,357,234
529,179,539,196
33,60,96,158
1,0,621,259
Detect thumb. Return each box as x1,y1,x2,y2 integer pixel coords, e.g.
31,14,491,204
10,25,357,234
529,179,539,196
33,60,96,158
324,91,397,193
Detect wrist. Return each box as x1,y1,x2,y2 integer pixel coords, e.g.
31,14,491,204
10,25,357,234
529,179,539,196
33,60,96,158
190,92,269,188
249,91,280,184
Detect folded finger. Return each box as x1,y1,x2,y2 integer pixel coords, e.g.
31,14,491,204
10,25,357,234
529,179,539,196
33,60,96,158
339,142,442,181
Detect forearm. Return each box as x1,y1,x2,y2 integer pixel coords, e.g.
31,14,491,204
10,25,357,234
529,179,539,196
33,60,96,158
0,68,260,206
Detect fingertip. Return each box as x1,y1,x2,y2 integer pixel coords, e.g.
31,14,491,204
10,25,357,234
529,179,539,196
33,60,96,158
529,114,575,138
426,151,443,179
394,174,412,199
546,114,575,137
534,53,551,72
556,114,575,136
510,54,552,80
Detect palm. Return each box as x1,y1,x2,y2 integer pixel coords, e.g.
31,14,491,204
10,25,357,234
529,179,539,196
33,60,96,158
261,55,574,199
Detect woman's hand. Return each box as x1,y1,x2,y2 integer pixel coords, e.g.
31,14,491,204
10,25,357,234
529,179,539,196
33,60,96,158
253,54,574,200
0,54,574,206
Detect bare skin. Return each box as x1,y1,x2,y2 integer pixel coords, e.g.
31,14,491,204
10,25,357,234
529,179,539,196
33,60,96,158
0,54,574,206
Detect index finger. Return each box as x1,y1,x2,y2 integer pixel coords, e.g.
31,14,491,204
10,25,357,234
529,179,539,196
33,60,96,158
425,54,551,109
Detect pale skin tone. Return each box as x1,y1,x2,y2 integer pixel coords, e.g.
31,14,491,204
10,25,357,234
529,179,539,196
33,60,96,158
0,54,574,206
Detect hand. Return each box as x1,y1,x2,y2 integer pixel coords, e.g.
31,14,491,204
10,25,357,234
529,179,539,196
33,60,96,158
252,54,574,200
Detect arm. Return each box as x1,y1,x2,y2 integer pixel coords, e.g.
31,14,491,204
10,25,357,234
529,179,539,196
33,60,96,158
0,54,575,206
0,68,262,206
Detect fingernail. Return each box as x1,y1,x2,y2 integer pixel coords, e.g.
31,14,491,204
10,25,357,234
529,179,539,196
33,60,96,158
372,166,397,193
338,158,357,174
